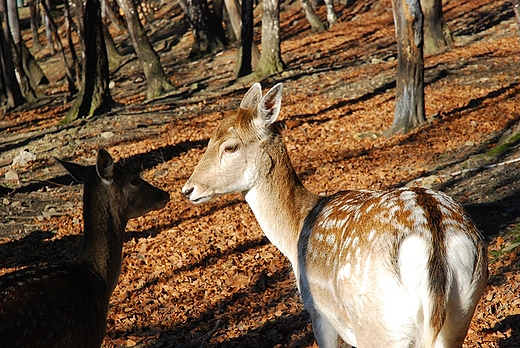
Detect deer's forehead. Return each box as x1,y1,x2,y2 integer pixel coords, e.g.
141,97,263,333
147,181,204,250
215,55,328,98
212,112,256,142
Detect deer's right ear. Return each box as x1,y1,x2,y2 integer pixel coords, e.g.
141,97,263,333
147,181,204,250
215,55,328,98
96,148,115,185
240,83,263,110
55,157,86,183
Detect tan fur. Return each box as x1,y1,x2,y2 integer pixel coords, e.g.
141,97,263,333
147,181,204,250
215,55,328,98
183,83,488,348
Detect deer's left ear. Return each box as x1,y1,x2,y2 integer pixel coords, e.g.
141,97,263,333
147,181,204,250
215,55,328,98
55,157,86,183
256,83,283,126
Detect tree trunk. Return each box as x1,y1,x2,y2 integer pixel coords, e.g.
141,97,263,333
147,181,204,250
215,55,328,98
64,0,81,88
421,0,452,55
388,0,425,135
28,0,43,50
116,0,174,100
102,21,124,70
21,41,49,87
103,0,124,32
65,0,114,121
301,0,325,32
43,0,55,54
252,0,285,80
0,0,25,109
6,0,20,43
41,0,78,95
237,0,256,77
178,0,227,58
324,0,338,28
6,0,36,101
0,68,6,107
513,0,520,36
224,0,259,77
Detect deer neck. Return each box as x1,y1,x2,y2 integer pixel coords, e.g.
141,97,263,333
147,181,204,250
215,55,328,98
80,190,127,295
244,143,320,271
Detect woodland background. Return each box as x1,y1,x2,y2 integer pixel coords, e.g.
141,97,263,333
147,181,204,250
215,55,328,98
1,0,520,347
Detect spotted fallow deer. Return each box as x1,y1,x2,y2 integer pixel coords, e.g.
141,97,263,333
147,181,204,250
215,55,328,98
182,83,488,347
0,148,169,348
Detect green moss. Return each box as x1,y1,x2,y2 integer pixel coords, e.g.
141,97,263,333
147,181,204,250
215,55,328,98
487,133,520,156
489,223,520,262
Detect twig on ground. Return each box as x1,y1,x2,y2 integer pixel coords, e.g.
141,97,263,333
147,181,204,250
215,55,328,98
450,157,520,177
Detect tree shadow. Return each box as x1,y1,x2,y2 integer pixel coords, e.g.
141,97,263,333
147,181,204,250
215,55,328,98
493,314,520,347
451,1,514,37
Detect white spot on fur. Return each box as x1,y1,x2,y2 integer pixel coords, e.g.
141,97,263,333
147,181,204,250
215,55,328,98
326,234,336,244
367,229,376,242
352,236,359,248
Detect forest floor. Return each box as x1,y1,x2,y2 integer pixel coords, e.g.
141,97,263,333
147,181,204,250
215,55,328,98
1,0,520,346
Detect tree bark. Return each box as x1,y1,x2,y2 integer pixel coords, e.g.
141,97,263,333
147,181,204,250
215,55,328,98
421,0,452,55
64,0,81,88
28,0,43,50
0,0,25,109
102,21,124,70
324,0,338,28
513,0,520,36
103,0,124,32
43,0,55,54
65,0,114,121
41,0,78,95
7,0,37,100
388,0,425,135
178,0,227,58
117,0,174,100
252,0,285,80
301,0,325,32
237,0,255,77
224,0,259,77
21,41,49,87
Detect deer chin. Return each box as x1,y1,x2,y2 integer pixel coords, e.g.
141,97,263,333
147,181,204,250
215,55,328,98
190,194,214,204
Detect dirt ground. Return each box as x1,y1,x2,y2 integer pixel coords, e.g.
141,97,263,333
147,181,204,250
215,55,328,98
1,0,520,346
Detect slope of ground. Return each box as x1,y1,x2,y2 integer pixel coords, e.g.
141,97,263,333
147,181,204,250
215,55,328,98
1,0,520,347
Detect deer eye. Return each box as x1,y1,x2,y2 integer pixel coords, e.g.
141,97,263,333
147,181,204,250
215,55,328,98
130,178,141,186
223,143,239,153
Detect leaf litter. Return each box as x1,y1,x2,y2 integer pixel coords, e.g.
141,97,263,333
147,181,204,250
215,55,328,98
1,0,520,347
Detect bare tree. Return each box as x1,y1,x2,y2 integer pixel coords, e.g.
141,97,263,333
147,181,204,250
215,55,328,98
41,0,78,95
6,0,36,100
0,0,25,109
27,0,43,51
513,0,520,35
224,0,259,77
324,0,338,27
301,0,326,32
43,0,55,54
102,21,124,69
421,0,452,55
116,0,175,100
7,0,47,89
177,0,228,58
64,0,81,88
251,0,285,80
387,0,425,135
65,0,114,121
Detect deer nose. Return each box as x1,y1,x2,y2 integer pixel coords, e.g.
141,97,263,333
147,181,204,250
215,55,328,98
182,187,194,199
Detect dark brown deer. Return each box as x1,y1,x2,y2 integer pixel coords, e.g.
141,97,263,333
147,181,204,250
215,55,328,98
182,83,488,348
0,148,169,348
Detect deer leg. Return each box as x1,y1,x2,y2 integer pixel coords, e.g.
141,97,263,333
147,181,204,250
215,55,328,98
312,314,342,348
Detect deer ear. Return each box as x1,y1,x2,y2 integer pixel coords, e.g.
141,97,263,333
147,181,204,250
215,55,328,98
257,83,283,126
240,83,263,110
55,157,86,183
96,148,115,184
